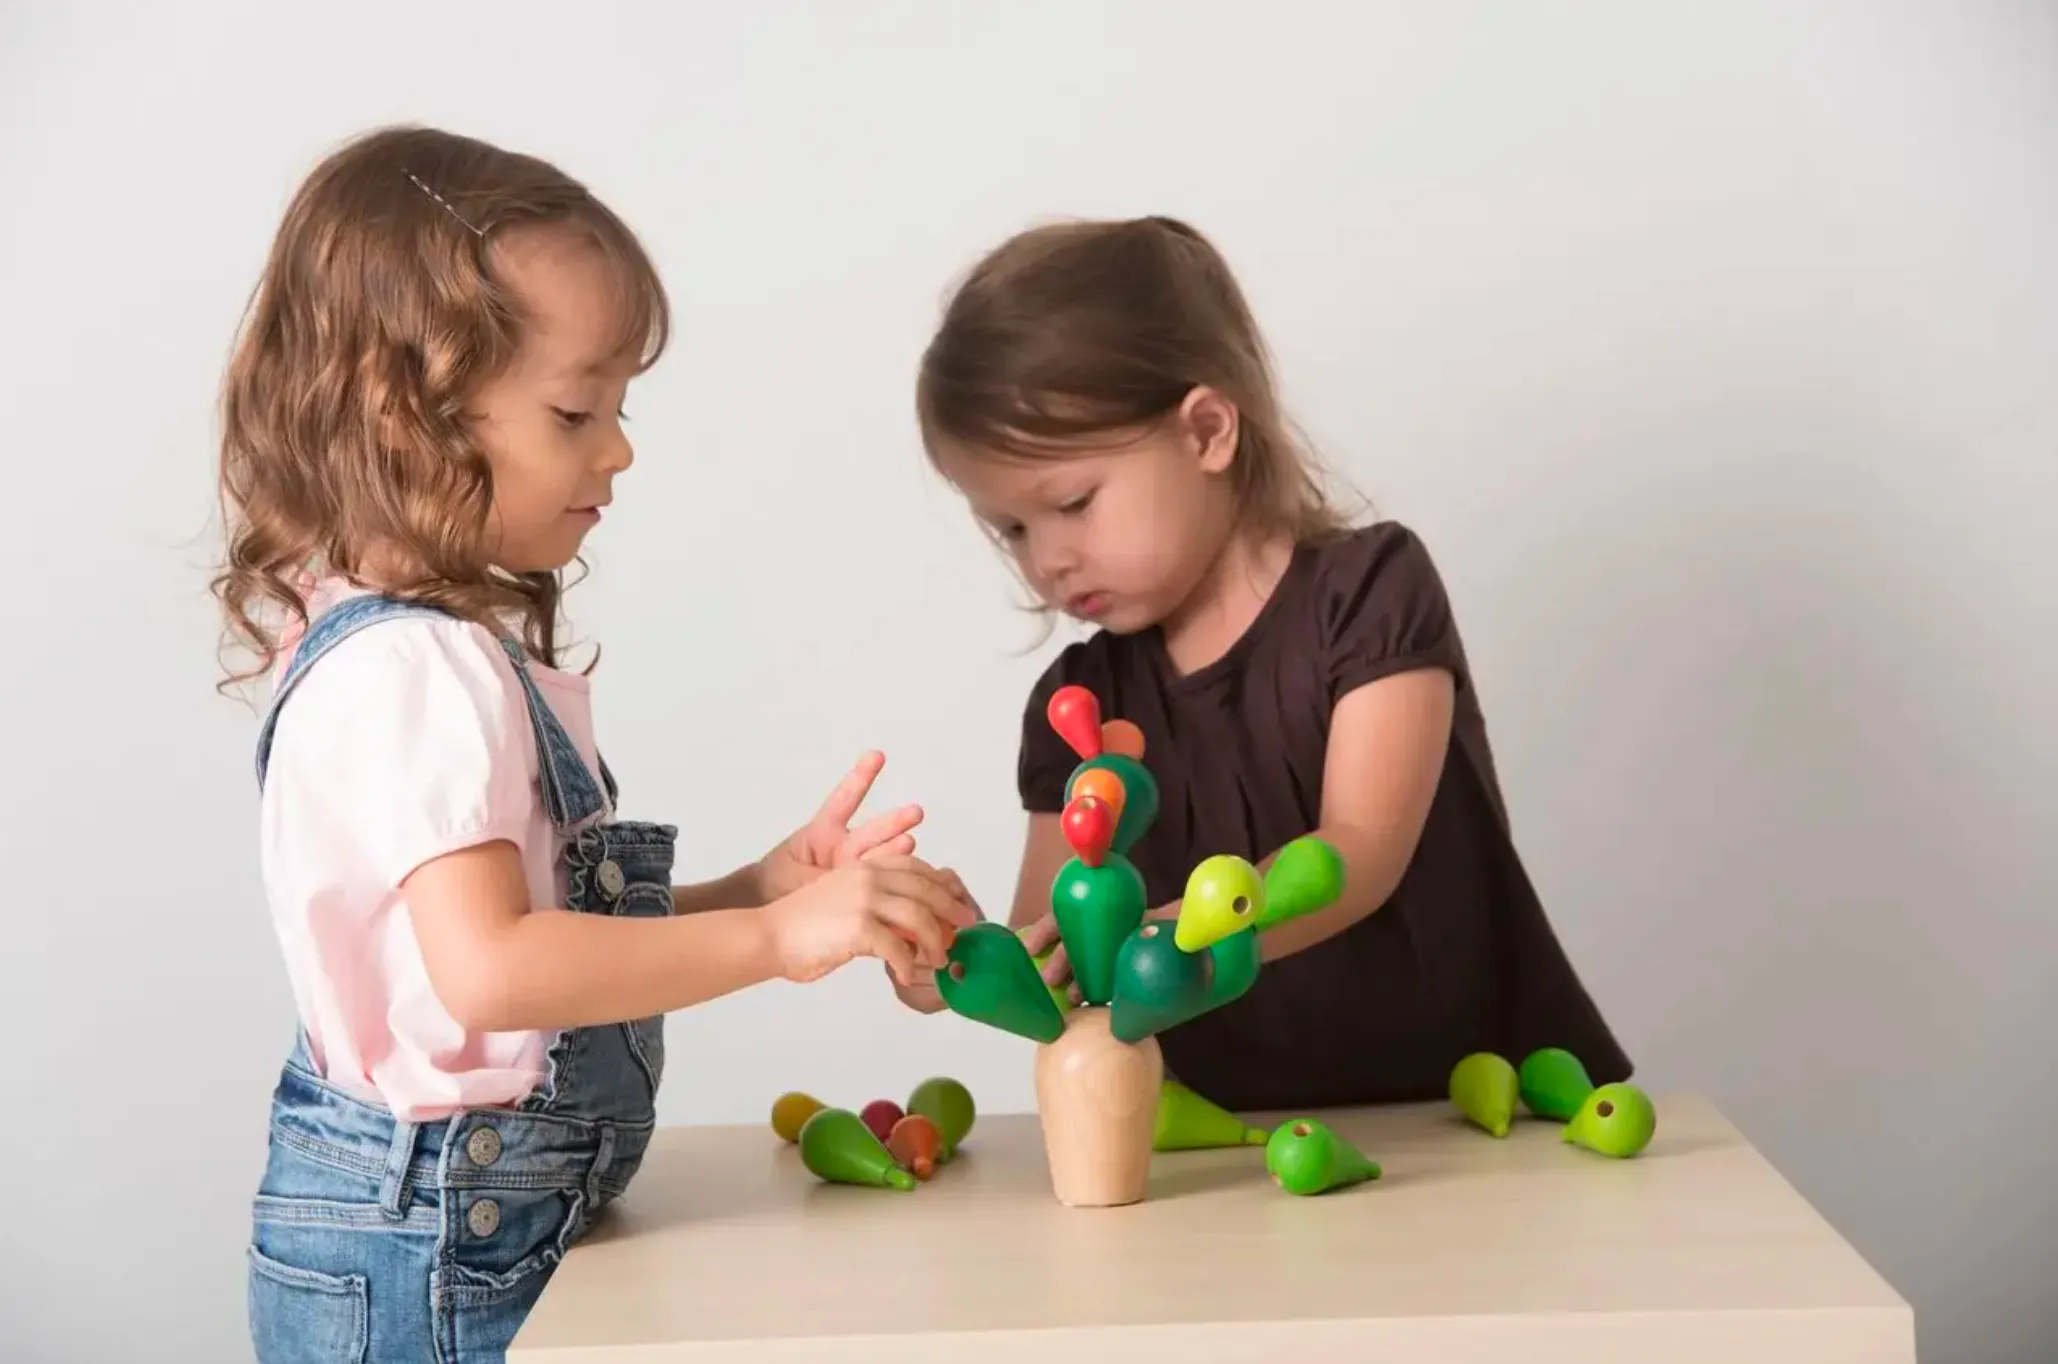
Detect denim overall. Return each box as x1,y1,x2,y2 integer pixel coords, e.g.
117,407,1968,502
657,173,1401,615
246,595,676,1363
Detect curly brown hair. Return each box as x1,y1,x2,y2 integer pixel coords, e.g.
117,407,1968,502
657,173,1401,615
915,215,1353,557
211,124,669,690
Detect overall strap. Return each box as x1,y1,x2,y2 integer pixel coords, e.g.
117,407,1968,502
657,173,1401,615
490,636,612,831
253,595,449,788
252,594,612,831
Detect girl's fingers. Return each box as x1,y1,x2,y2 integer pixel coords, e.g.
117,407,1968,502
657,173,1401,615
843,827,918,866
874,866,977,930
937,883,981,928
1015,914,1060,955
874,893,953,967
812,750,887,829
841,804,925,861
934,868,985,919
865,921,919,987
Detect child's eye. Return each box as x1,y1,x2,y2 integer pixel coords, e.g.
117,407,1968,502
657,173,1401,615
551,406,629,429
1059,491,1096,515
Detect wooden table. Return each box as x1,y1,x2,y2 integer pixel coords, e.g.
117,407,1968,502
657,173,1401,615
509,1092,1915,1361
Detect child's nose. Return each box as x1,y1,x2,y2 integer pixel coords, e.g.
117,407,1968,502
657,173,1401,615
1030,528,1082,580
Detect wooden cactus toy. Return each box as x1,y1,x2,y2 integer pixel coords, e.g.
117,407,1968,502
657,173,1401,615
937,684,1348,1207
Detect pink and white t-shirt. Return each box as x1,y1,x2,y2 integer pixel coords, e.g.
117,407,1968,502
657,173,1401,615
258,579,603,1122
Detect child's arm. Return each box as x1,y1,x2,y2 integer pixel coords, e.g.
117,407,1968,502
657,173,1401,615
1221,667,1455,961
1007,814,1073,931
671,864,766,914
405,840,972,1030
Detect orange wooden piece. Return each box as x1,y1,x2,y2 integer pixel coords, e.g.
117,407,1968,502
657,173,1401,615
1070,767,1127,827
1100,719,1146,760
887,1113,943,1180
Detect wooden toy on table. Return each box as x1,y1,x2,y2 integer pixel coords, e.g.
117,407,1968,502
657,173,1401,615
936,684,1348,1207
1266,1118,1382,1195
1446,1047,1659,1158
776,1076,976,1190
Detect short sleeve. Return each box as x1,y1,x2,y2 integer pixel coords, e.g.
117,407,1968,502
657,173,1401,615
1314,523,1468,704
265,618,537,887
1017,642,1102,814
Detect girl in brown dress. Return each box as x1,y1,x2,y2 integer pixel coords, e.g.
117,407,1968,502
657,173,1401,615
902,216,1631,1111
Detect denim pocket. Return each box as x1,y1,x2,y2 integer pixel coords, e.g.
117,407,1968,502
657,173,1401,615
440,1185,587,1299
622,1015,666,1097
248,1245,368,1364
615,884,672,1094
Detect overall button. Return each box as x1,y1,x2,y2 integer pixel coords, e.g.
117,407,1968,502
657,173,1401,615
596,860,626,897
465,1125,502,1167
467,1198,501,1238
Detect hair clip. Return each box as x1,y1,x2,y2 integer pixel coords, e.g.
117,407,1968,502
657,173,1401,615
404,169,485,237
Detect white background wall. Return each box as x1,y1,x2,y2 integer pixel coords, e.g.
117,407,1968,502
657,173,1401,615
4,2,2053,1360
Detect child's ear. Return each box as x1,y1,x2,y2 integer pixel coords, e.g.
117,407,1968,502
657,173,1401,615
1178,385,1240,474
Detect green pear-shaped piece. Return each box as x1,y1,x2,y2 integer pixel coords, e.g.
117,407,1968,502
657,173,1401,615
1265,1118,1381,1195
798,1108,916,1191
1154,1079,1269,1151
1449,1052,1520,1138
1564,1083,1657,1158
1518,1047,1595,1121
1254,836,1346,931
906,1076,977,1161
936,922,1067,1043
1200,926,1261,1011
1030,947,1075,1017
1066,754,1161,853
1109,923,1213,1042
1050,853,1147,1006
1173,854,1266,952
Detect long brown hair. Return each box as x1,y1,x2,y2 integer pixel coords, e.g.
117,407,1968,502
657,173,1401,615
211,124,668,690
915,215,1353,550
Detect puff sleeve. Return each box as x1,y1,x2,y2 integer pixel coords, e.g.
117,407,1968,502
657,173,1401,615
262,617,539,889
1315,523,1469,704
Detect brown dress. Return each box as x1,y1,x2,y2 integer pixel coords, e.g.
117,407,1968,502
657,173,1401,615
1018,521,1632,1112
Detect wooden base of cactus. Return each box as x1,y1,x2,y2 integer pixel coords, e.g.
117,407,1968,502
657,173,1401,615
1032,1007,1163,1207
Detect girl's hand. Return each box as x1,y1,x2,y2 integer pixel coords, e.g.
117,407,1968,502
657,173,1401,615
1018,901,1178,1002
1018,913,1069,987
890,868,988,1014
890,968,948,1014
756,751,923,903
761,855,978,986
1015,913,1085,1006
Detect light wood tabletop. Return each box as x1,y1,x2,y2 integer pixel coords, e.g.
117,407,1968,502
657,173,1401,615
509,1091,1915,1362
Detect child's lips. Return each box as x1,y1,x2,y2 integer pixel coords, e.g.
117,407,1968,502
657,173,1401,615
1067,591,1110,617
